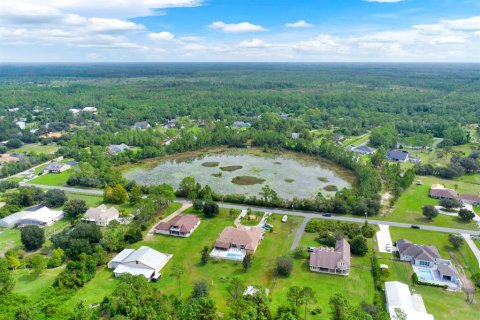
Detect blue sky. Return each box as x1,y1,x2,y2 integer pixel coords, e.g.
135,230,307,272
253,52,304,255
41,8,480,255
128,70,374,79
0,0,479,62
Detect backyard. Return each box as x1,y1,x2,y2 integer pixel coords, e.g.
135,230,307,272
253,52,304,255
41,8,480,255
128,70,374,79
379,227,480,320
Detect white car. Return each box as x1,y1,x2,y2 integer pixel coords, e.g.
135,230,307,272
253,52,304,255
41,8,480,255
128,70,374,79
281,215,288,223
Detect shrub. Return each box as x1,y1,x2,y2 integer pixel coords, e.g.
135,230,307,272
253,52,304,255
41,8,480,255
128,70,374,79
293,247,307,259
350,235,368,256
44,189,67,208
203,202,219,218
193,199,204,211
275,256,293,277
458,208,475,222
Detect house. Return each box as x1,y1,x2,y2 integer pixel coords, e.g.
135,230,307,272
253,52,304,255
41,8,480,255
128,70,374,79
15,121,26,130
210,226,264,261
133,121,151,130
458,194,480,206
44,162,71,173
280,113,289,120
409,156,421,164
69,108,81,115
108,144,131,155
233,121,251,128
291,132,300,139
82,107,97,113
429,184,458,200
385,281,434,320
0,154,20,163
83,204,120,227
154,214,201,237
397,239,440,267
309,239,351,276
8,107,19,112
397,239,461,289
0,206,64,228
163,119,177,129
387,150,409,162
107,246,172,280
351,145,375,155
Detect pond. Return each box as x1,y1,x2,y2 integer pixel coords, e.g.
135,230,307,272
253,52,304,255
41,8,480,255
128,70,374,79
123,149,354,200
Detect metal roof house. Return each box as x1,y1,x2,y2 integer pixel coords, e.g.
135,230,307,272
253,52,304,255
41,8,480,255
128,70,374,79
108,144,131,155
0,206,64,228
387,150,410,162
351,145,375,155
108,246,173,280
385,281,434,320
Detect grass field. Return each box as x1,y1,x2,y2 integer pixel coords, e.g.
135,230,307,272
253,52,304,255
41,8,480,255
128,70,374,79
386,176,478,230
12,267,63,299
378,227,480,320
11,143,59,155
29,170,71,187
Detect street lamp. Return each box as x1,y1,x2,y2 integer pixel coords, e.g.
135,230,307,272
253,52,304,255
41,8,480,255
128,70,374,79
365,211,368,221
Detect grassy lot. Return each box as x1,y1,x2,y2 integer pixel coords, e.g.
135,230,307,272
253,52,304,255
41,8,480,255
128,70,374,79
386,176,478,230
239,210,265,226
29,170,72,187
378,227,480,320
11,143,59,154
12,267,63,299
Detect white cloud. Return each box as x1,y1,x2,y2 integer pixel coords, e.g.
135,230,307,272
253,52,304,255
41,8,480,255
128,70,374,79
149,31,175,41
209,21,267,33
178,36,205,42
238,38,268,48
285,20,313,28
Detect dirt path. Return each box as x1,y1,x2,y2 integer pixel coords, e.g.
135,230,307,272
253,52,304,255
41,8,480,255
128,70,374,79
450,252,476,304
145,203,192,240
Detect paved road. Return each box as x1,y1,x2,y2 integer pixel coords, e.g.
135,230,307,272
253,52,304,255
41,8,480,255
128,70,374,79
22,183,104,195
17,184,480,237
1,157,63,182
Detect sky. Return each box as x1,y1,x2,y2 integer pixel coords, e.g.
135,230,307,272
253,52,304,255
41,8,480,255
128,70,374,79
0,0,479,62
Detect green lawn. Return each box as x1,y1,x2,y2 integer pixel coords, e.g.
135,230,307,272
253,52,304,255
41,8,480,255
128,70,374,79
239,210,265,226
11,143,59,155
30,170,72,187
12,267,63,299
377,227,480,320
386,176,478,230
65,193,104,208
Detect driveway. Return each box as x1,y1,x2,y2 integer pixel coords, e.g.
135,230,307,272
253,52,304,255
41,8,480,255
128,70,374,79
376,224,393,253
290,217,311,250
462,234,480,269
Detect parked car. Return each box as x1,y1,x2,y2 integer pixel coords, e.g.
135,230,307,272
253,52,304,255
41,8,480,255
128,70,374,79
385,244,392,252
307,247,315,253
410,225,420,229
322,213,332,217
281,215,288,223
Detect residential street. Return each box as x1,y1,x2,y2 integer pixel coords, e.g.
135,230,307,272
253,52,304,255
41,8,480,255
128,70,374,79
19,183,480,237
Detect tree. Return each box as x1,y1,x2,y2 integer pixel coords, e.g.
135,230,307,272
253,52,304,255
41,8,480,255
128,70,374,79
179,176,197,198
201,246,210,265
329,293,350,320
448,234,464,249
422,205,439,221
44,189,67,208
29,255,47,277
275,255,293,277
193,199,204,211
191,280,209,299
361,221,375,238
149,183,176,205
111,184,128,204
64,199,87,220
229,208,241,219
203,202,219,218
103,185,113,202
226,277,245,319
440,198,461,209
300,287,317,320
128,184,143,205
243,254,253,271
171,264,185,297
293,247,307,259
458,208,475,222
20,225,45,251
0,258,15,294
286,286,303,308
48,248,65,268
392,308,407,320
260,184,278,203
350,235,368,256
70,300,93,320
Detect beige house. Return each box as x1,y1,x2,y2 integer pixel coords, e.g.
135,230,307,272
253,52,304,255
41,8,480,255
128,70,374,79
84,204,119,227
211,226,264,261
309,239,351,276
44,162,70,173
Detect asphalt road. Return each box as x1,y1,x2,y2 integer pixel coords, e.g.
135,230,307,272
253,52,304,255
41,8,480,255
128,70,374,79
21,184,480,237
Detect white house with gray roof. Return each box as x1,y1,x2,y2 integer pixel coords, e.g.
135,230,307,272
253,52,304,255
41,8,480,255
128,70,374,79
83,204,120,227
108,246,172,280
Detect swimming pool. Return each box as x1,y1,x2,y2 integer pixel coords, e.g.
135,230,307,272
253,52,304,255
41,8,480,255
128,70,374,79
417,268,434,281
226,252,244,260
